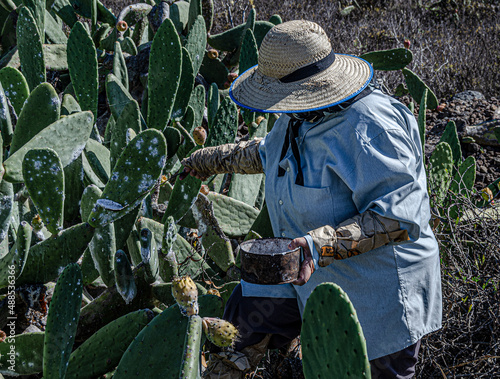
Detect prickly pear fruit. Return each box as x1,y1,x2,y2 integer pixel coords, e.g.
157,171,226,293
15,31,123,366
207,49,218,59
207,288,220,297
192,126,206,145
172,275,199,316
200,184,210,195
404,39,411,49
202,317,238,348
116,20,128,32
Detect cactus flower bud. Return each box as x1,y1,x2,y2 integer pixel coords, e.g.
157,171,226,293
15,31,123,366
200,184,210,195
404,39,411,49
117,21,128,32
223,81,231,89
172,275,199,316
192,126,207,145
202,317,239,348
227,72,238,83
0,330,6,343
207,49,219,59
436,103,446,112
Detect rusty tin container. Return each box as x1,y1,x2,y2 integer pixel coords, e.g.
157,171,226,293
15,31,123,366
240,238,301,285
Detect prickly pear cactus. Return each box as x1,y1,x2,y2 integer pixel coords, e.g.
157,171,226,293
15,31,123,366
0,221,31,288
402,68,438,110
9,82,61,155
172,275,199,316
418,88,427,156
66,309,155,379
43,263,83,379
360,48,413,71
171,47,195,122
140,227,160,283
2,111,94,183
428,141,454,207
17,6,46,91
22,148,65,235
185,15,207,75
148,18,181,130
0,181,13,243
180,315,203,378
0,83,12,147
88,129,167,227
68,21,99,118
0,332,44,376
16,222,95,286
163,174,201,223
302,283,371,379
0,66,30,116
206,96,238,147
114,249,137,304
202,317,239,348
110,99,141,170
113,40,129,90
439,120,462,167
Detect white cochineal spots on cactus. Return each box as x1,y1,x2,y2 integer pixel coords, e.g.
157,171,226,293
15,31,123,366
135,138,145,150
158,156,166,168
96,199,124,210
34,161,42,170
49,164,61,174
138,174,155,193
110,172,119,181
191,205,207,235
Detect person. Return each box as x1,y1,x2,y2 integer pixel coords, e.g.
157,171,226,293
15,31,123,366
181,20,442,378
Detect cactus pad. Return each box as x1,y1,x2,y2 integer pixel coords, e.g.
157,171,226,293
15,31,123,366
17,7,46,91
68,21,99,117
88,129,167,228
302,282,371,379
360,48,413,71
10,82,61,155
148,18,181,130
3,111,94,183
43,263,83,379
22,148,65,235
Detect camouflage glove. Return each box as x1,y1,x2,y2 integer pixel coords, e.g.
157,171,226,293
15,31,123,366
181,138,264,180
308,211,410,267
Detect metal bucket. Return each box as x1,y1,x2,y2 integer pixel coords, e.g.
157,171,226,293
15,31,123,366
240,238,301,285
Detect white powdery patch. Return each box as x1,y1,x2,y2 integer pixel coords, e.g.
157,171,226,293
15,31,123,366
49,163,61,174
110,172,119,181
149,147,158,157
158,155,166,168
137,174,154,193
34,161,42,170
191,205,207,235
96,199,124,210
135,138,145,150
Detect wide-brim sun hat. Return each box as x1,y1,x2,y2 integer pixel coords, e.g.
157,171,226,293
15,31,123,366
229,20,374,113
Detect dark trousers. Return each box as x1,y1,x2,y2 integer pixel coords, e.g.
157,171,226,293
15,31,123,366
224,284,420,379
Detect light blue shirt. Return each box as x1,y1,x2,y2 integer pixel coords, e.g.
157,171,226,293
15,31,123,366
241,89,442,360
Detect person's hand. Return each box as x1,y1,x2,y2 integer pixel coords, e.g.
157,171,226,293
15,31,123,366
289,237,315,286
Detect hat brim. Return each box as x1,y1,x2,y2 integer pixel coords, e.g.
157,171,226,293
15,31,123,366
229,54,373,113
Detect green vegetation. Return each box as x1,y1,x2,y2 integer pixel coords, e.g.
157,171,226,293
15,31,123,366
0,0,498,378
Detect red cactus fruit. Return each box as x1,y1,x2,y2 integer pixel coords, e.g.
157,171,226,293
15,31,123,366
117,21,128,32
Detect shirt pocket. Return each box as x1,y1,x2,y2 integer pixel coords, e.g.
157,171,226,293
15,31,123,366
288,184,336,231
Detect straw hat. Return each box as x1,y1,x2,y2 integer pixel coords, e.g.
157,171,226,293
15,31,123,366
229,20,373,113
